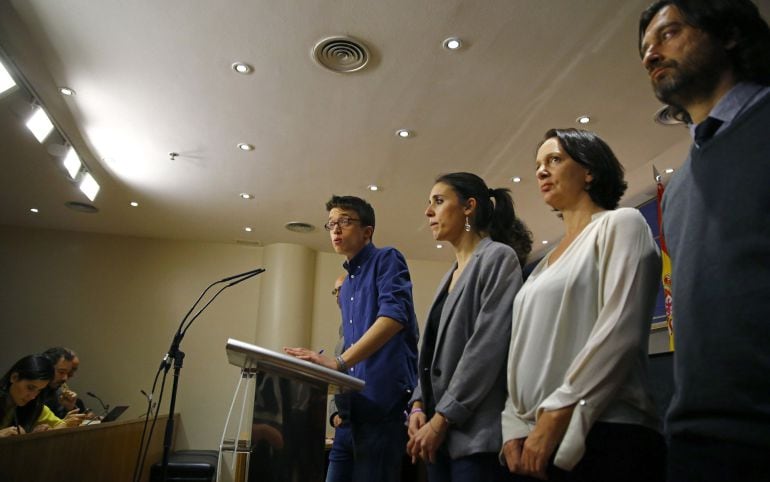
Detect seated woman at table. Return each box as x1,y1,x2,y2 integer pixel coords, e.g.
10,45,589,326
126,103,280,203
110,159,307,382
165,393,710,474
0,354,82,437
502,128,664,482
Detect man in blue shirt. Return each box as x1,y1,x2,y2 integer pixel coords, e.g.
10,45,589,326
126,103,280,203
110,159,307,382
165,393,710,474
285,195,419,482
639,2,770,481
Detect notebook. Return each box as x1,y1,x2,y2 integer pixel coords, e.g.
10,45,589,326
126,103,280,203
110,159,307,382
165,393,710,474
101,405,129,423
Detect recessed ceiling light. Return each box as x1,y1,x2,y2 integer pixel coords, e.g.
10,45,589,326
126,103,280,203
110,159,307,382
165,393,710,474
576,115,591,125
239,193,255,199
30,208,39,214
511,176,522,183
664,168,675,174
244,227,253,232
232,62,253,74
59,87,76,96
367,184,379,192
395,129,413,139
285,221,315,233
237,143,254,151
26,107,54,143
63,147,82,179
443,37,463,50
436,244,443,249
0,61,16,95
79,172,100,202
542,240,549,245
130,201,139,207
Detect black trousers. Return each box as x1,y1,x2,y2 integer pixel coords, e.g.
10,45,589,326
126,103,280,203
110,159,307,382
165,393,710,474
667,433,770,482
507,422,666,482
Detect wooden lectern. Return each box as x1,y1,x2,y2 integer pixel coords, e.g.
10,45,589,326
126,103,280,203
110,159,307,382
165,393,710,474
220,338,364,482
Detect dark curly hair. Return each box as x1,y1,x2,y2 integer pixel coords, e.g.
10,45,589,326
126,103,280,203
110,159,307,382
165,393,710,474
435,172,532,266
538,129,628,210
325,195,376,239
639,0,770,84
42,346,75,365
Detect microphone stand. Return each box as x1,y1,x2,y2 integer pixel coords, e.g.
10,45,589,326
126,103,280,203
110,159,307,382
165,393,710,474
160,332,184,482
86,391,110,417
158,268,265,482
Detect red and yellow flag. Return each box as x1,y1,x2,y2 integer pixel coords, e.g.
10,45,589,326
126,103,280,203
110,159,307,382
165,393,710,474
654,166,674,351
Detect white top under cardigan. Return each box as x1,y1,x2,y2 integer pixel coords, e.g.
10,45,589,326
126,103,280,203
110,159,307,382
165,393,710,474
501,208,661,470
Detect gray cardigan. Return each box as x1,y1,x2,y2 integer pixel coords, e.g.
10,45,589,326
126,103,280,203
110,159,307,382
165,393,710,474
411,237,522,458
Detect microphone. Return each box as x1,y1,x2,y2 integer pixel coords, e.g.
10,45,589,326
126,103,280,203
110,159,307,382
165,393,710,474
178,268,266,338
137,266,265,482
227,268,265,287
220,268,265,284
140,389,157,416
86,391,109,416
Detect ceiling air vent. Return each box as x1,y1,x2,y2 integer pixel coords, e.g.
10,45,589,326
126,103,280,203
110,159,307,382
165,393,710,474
235,239,262,247
65,201,99,213
285,221,315,233
313,36,370,73
654,105,687,125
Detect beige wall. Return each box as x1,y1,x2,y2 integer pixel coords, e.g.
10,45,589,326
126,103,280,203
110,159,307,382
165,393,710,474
0,225,449,449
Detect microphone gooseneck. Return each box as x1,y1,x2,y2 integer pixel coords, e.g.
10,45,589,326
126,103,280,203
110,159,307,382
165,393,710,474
133,266,265,482
86,391,109,415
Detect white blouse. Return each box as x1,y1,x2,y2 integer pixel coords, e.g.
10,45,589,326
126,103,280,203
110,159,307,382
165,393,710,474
501,208,661,470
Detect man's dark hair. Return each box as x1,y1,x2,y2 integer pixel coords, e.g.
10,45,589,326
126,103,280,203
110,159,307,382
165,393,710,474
639,0,770,85
325,195,376,232
539,129,628,210
42,347,75,365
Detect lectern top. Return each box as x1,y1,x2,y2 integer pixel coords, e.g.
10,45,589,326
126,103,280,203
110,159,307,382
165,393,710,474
225,338,365,392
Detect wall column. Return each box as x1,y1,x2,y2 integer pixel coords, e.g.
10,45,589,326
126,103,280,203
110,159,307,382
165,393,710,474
255,243,316,350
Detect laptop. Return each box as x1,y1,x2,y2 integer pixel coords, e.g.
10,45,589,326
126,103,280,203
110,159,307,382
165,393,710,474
101,405,129,423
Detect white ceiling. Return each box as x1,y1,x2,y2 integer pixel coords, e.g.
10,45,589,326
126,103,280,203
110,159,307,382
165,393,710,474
4,0,760,263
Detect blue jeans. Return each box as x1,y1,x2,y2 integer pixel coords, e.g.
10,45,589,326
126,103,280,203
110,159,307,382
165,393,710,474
427,450,509,482
325,420,406,482
326,424,353,482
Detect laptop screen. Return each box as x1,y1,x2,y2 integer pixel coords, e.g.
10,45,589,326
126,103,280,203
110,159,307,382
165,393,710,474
101,405,129,423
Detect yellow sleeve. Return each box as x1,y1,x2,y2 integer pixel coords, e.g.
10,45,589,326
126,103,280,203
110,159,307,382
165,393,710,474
36,404,65,428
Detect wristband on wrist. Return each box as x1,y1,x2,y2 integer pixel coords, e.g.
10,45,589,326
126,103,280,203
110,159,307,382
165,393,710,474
409,407,424,418
335,355,349,372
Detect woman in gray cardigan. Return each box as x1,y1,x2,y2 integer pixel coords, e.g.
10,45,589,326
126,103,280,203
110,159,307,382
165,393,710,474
407,172,531,481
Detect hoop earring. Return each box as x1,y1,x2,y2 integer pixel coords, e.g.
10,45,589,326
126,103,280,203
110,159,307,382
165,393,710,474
464,217,471,232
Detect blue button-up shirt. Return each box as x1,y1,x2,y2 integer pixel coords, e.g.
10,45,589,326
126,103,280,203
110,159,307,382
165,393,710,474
337,242,419,422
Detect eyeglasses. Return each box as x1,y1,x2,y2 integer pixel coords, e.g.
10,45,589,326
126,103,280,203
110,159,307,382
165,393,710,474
324,216,361,231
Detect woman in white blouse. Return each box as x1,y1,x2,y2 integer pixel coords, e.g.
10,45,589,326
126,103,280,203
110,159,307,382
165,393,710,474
501,129,665,482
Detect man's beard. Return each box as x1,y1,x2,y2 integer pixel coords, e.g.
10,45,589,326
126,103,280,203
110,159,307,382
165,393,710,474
651,38,731,112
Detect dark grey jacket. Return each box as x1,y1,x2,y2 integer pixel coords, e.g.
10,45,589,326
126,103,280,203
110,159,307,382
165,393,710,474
411,237,522,458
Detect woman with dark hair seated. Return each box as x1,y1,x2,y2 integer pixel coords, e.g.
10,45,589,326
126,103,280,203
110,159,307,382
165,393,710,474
407,172,532,481
501,129,665,481
1,354,56,437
